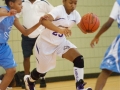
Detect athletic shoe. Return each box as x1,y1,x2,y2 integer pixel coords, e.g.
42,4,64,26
76,79,92,90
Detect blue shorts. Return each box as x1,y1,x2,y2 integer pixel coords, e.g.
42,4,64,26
100,35,120,73
0,43,16,69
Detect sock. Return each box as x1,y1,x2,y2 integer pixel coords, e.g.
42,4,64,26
74,67,84,82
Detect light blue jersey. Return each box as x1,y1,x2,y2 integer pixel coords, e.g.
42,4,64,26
0,6,16,69
0,6,15,43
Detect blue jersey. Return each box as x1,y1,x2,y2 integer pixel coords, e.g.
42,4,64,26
0,6,15,43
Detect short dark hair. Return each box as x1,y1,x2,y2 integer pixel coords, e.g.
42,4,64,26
3,0,16,6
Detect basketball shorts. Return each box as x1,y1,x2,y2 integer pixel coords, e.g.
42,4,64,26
100,35,120,73
21,34,37,58
34,38,77,73
0,43,16,69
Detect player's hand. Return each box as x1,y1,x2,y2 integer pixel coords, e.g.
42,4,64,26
90,37,99,48
8,9,17,16
39,17,43,24
59,28,71,37
42,14,49,19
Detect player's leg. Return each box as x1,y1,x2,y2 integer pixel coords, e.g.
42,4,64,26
57,40,91,90
0,68,16,90
0,43,16,90
94,69,112,90
22,34,36,75
21,34,37,88
62,48,91,90
94,35,120,90
24,68,46,90
24,39,54,90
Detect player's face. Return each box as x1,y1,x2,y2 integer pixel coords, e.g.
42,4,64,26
10,0,22,13
63,0,77,14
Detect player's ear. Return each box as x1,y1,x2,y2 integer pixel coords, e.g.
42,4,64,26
63,0,66,5
63,0,66,3
9,1,14,7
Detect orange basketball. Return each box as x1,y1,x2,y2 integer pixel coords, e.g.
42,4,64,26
79,13,100,33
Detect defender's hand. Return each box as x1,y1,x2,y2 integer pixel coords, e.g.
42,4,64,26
8,9,17,16
90,38,99,48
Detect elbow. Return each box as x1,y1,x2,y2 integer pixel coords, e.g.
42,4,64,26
22,32,29,36
22,33,28,36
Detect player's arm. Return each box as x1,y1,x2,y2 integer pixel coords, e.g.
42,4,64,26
14,17,41,36
94,18,114,39
41,14,71,37
0,8,16,16
90,1,119,48
90,18,114,48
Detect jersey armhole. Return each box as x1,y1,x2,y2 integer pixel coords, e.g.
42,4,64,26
117,0,120,5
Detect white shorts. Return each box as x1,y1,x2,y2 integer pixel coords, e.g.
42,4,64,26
34,37,76,73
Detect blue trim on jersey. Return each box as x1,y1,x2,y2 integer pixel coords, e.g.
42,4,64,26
53,18,65,21
72,20,76,23
58,25,68,28
41,0,49,5
117,0,120,5
36,57,39,63
36,44,39,54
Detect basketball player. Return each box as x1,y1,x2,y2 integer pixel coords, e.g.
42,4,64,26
90,0,120,90
0,0,70,89
24,0,92,90
16,0,54,88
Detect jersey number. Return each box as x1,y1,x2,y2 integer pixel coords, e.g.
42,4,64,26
52,32,63,37
4,32,9,39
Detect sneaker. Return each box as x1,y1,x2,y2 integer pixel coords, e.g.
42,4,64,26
40,78,46,88
24,75,35,90
76,79,92,90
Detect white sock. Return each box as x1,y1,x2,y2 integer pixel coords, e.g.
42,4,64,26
74,67,84,82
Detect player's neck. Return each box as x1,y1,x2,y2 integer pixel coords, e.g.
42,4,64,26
29,0,36,3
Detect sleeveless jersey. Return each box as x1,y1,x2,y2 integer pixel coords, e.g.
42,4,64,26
0,6,15,43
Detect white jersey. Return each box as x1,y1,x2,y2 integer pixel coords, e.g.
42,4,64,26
16,0,54,38
110,1,120,20
40,5,81,45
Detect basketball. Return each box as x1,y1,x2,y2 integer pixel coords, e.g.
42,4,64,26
79,13,100,33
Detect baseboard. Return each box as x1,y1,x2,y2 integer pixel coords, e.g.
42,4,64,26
36,72,120,83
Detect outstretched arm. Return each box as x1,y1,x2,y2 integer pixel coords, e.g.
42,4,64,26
14,17,41,36
90,17,114,48
0,8,17,16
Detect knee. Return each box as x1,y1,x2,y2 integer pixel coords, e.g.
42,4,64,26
73,55,84,68
6,68,16,75
24,57,30,61
102,69,112,75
